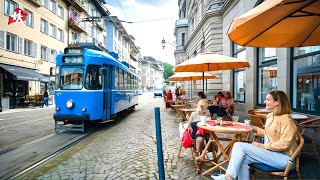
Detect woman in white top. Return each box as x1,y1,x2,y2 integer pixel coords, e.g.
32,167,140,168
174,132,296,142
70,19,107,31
188,99,212,173
179,90,189,101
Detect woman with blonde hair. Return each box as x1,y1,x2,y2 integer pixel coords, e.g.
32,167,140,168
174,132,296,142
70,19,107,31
188,99,212,173
214,90,298,180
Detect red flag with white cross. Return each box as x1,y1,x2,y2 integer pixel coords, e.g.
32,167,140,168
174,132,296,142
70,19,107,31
8,8,28,25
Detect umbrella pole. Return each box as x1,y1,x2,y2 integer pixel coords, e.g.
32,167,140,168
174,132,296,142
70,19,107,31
206,79,207,97
202,72,204,92
190,80,192,98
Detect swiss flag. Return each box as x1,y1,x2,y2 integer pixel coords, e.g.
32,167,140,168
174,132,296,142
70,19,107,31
8,8,28,25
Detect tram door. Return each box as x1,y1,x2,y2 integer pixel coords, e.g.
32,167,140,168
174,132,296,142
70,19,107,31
101,65,111,120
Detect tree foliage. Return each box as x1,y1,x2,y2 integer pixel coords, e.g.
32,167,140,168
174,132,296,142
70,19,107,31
160,62,174,84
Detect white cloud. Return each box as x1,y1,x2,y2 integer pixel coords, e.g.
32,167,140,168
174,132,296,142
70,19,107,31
105,0,178,65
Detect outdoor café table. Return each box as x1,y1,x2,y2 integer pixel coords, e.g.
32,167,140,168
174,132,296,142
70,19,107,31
171,104,187,120
180,108,197,121
197,120,253,176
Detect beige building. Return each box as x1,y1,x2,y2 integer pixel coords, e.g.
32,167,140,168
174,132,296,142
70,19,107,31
175,0,320,117
0,0,69,109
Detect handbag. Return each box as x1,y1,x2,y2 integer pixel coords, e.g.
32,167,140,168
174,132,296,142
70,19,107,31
181,127,193,148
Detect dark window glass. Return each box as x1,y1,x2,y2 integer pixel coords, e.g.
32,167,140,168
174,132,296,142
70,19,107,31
85,65,102,90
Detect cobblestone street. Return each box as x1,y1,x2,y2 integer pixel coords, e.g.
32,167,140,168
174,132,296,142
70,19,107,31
23,93,213,179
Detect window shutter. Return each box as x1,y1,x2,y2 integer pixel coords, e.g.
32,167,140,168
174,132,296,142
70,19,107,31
46,48,50,61
0,30,4,49
33,43,37,58
18,37,23,53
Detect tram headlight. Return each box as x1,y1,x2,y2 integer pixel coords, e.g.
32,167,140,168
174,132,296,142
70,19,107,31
66,100,74,109
56,107,60,111
81,107,86,112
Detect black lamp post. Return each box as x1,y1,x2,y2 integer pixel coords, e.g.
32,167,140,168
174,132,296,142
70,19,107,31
161,38,166,49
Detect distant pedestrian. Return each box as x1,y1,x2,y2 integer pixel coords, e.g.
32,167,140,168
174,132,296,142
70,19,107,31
43,90,49,107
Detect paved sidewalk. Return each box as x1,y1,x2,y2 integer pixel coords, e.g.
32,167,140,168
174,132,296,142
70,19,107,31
0,105,54,115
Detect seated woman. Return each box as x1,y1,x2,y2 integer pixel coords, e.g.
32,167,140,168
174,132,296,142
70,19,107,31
165,90,173,109
179,90,190,101
197,91,206,100
208,92,225,118
188,99,213,172
218,91,236,118
218,90,298,180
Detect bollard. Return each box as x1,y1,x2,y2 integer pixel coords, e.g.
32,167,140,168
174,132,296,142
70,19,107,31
154,107,165,180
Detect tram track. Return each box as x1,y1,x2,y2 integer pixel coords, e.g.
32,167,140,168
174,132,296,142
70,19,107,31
0,130,96,179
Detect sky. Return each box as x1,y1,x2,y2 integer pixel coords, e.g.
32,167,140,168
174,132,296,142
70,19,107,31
105,0,178,65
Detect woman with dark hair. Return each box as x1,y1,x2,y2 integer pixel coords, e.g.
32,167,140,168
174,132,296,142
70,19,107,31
197,91,206,100
208,91,225,118
215,90,298,180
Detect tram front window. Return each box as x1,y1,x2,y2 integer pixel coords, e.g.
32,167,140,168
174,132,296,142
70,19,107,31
60,66,84,90
85,65,102,90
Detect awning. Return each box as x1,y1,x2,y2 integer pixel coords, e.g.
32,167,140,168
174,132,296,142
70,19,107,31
0,63,50,82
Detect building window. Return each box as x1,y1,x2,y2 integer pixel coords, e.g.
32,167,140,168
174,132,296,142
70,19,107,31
71,32,79,42
49,0,56,13
5,0,18,16
24,39,32,56
24,9,33,27
57,5,64,19
181,33,185,46
40,19,48,34
257,48,277,104
232,43,246,102
49,24,57,38
114,28,117,37
292,46,320,115
50,49,57,63
6,33,17,52
42,0,48,8
57,28,63,42
41,45,49,61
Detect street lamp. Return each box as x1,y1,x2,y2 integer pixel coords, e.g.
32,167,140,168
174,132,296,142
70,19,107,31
161,38,176,49
161,38,166,49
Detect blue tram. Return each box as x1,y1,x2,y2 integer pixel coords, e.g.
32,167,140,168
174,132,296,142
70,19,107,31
53,47,138,131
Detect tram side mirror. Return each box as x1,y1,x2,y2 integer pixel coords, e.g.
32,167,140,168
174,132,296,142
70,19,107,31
99,67,107,75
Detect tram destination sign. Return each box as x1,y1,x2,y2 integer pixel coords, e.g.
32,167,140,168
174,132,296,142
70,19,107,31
64,48,84,54
63,56,84,63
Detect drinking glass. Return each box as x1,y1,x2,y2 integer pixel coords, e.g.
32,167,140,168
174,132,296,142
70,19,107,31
217,116,223,126
232,116,239,125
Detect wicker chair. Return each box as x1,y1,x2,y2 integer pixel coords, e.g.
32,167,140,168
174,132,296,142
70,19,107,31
299,117,320,161
250,130,304,180
245,109,265,141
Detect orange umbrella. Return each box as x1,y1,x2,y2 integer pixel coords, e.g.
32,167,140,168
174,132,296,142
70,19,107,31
228,0,320,47
168,72,217,81
174,52,250,72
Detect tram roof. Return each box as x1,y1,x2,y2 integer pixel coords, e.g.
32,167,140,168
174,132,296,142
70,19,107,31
56,48,138,76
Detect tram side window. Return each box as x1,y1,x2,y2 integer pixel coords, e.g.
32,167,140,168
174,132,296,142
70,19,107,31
119,69,124,89
124,72,127,90
85,65,102,90
115,67,119,89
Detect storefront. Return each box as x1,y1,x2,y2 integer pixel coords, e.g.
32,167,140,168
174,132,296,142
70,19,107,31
0,63,49,109
292,46,320,116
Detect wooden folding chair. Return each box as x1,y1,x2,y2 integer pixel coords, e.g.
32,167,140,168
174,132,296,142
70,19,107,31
177,122,195,160
250,130,304,180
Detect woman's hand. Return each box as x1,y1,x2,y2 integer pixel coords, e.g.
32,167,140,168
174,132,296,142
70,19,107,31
252,141,264,148
250,125,258,132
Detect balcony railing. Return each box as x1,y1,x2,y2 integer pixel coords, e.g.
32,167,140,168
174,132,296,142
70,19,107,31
30,0,41,7
95,22,105,31
69,19,86,33
175,18,188,27
72,0,87,13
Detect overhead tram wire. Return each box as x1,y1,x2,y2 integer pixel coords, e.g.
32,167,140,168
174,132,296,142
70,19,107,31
114,0,136,36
